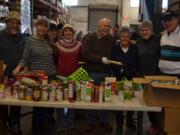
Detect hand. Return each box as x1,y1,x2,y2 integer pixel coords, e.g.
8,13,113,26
102,57,110,65
13,65,22,74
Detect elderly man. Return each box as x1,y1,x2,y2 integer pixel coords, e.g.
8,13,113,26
159,11,180,78
82,18,113,132
0,11,25,134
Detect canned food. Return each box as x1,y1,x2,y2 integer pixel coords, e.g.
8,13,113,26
41,86,49,101
12,85,19,99
5,86,12,98
56,86,63,101
49,90,55,102
0,84,5,99
25,88,32,101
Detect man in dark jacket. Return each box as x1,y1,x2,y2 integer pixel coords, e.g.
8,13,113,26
82,18,113,132
0,11,25,135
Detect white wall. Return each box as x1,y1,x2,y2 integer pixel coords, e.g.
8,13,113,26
130,7,140,25
68,0,139,32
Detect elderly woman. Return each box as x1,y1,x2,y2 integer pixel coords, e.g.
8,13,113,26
13,19,56,133
56,24,81,132
111,27,139,131
136,21,160,134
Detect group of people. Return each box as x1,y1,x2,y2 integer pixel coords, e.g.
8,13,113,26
0,10,179,135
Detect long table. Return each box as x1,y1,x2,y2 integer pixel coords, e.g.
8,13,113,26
0,92,161,135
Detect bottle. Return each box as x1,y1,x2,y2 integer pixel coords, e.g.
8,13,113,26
68,80,74,102
104,82,111,102
80,81,86,101
99,82,104,103
85,82,92,102
75,82,81,101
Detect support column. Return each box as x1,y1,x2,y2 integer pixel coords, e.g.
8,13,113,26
121,0,130,26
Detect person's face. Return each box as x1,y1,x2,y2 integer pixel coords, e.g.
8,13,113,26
63,28,73,40
6,19,20,35
162,17,178,33
36,24,47,37
48,30,57,40
119,32,130,46
140,27,152,40
113,26,119,32
98,20,111,37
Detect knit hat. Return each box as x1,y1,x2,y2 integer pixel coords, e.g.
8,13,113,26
62,24,75,33
5,11,21,23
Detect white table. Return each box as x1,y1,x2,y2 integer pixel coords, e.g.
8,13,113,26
0,92,161,135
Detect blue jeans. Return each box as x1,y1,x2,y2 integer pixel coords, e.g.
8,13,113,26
87,72,110,124
57,108,75,129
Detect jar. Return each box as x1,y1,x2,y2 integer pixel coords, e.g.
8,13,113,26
18,85,26,100
33,84,41,101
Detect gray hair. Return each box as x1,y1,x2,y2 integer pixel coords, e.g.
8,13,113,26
140,21,153,30
98,18,111,26
119,26,130,34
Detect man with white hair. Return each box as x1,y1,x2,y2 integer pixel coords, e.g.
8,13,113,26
0,11,25,135
82,18,113,132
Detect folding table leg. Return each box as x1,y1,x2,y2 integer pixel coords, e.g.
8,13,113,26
137,111,143,135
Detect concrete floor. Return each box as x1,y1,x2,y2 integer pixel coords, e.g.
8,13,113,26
6,107,151,135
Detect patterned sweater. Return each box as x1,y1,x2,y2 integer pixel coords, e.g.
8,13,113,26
56,39,81,76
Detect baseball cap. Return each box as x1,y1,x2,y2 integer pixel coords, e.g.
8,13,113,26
162,11,177,21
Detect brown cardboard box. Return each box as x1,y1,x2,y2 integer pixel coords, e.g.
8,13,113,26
133,76,180,107
164,108,180,133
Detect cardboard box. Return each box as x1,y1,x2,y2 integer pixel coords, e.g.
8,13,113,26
164,108,180,133
133,76,180,107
